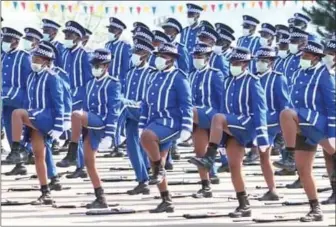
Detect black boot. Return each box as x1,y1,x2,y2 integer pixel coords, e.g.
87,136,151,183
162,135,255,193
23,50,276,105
188,145,218,170
52,140,61,155
170,145,180,160
300,200,323,222
322,174,336,204
49,176,63,191
59,140,70,151
6,142,28,164
165,162,173,170
286,177,302,189
229,192,251,218
66,168,88,179
31,186,54,205
274,150,295,171
4,163,27,176
258,190,280,201
25,153,35,165
56,142,77,168
274,169,296,176
150,191,174,213
243,147,260,164
127,182,150,195
149,163,166,185
86,187,108,209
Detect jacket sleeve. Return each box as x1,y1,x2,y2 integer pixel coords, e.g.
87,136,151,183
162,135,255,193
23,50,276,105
274,75,290,112
214,56,229,78
82,51,93,86
138,101,149,130
251,79,269,146
212,71,225,111
177,46,190,74
105,81,121,137
120,44,131,94
48,75,65,132
320,72,336,138
175,73,193,132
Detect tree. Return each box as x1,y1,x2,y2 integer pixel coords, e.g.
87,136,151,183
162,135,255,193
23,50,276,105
302,0,336,38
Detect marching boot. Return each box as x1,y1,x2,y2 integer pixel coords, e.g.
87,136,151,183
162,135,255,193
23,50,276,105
66,168,88,179
192,180,213,198
170,145,180,160
6,142,28,164
286,177,302,189
26,153,35,165
59,140,70,151
229,191,251,218
150,191,174,213
49,176,63,191
274,150,295,172
300,200,323,222
149,164,166,185
164,161,173,170
322,160,336,204
31,186,54,205
52,140,60,155
274,169,296,176
56,142,77,168
1,130,4,140
86,187,108,209
243,147,260,164
258,190,280,201
4,163,27,176
188,145,217,170
217,163,230,173
210,175,220,184
127,182,150,195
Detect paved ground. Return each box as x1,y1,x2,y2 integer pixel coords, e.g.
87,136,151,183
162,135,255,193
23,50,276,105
1,144,335,226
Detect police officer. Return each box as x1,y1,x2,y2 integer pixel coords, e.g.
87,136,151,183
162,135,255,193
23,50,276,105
291,13,315,41
180,3,203,53
131,22,150,34
41,19,64,68
150,30,171,67
21,27,43,52
82,28,92,47
57,21,93,177
275,24,290,44
189,43,224,198
237,15,261,57
9,41,66,204
274,34,290,72
139,43,193,213
214,23,235,61
280,41,336,222
105,17,131,94
189,47,269,218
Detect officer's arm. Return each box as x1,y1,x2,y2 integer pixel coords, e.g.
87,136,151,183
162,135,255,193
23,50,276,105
251,79,269,146
182,46,190,74
175,74,193,132
212,71,225,111
219,78,229,113
121,44,132,93
105,81,121,138
321,72,336,138
82,83,90,112
49,75,65,132
139,101,149,130
82,52,93,84
274,75,290,112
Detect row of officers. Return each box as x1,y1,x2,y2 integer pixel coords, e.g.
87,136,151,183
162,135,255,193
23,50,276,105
1,3,336,221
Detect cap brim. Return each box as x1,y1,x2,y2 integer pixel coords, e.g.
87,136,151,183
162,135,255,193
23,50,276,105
89,59,112,65
256,56,278,60
191,51,212,55
32,52,55,60
303,51,325,57
154,51,180,58
229,58,251,62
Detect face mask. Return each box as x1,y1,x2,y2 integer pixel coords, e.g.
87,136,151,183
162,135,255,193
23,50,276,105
243,28,250,36
230,65,243,76
22,39,33,51
187,18,196,26
256,61,269,73
322,54,335,68
260,37,269,47
300,58,312,69
213,45,222,54
278,50,288,59
131,53,143,66
155,57,167,71
43,33,51,41
92,68,105,78
31,63,43,72
2,41,12,53
289,43,299,54
193,58,207,70
64,39,75,48
108,32,117,41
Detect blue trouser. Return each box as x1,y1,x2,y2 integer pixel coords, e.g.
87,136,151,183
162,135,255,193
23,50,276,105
45,139,57,178
126,118,149,182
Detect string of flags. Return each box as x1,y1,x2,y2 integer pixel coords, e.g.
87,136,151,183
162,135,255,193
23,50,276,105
2,1,317,15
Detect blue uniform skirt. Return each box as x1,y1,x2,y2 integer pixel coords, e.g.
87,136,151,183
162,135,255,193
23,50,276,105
225,114,255,148
28,109,54,135
84,112,105,151
297,108,327,145
267,112,281,146
197,107,217,129
145,121,180,152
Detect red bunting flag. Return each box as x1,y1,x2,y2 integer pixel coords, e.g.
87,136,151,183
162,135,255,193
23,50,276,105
21,2,26,9
68,5,72,12
211,4,216,12
136,6,141,14
44,3,49,12
89,5,94,14
234,2,238,8
114,6,118,13
259,1,263,8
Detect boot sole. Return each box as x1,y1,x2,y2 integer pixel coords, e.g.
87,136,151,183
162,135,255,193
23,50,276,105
149,206,174,213
229,210,251,218
127,190,150,195
188,159,212,170
300,216,323,222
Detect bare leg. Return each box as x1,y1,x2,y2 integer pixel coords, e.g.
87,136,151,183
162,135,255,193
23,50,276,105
31,130,48,186
71,111,88,142
193,128,210,180
157,150,169,192
226,138,245,192
280,109,299,148
11,109,36,142
84,137,101,188
209,114,231,144
259,147,276,191
141,130,161,161
323,150,334,178
319,139,336,156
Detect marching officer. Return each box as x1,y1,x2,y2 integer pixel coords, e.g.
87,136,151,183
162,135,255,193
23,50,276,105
105,17,131,94
274,34,290,72
280,40,336,222
82,28,92,47
139,43,193,213
275,24,290,44
22,27,43,52
189,47,269,218
131,22,150,34
291,13,315,41
41,19,64,68
214,23,235,61
180,3,203,53
150,30,171,67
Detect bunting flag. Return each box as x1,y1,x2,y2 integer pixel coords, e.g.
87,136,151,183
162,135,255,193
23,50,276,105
2,1,317,14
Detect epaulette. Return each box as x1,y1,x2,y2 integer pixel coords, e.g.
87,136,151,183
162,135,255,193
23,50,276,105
148,66,157,72
53,66,67,75
273,70,282,76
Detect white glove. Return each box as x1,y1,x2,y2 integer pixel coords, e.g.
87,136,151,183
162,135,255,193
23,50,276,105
99,136,113,150
139,129,144,137
177,130,191,143
328,137,336,151
48,130,63,140
259,145,269,153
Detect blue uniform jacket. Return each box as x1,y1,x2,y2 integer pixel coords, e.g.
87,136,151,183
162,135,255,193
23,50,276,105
209,52,229,77
139,68,193,132
105,39,131,94
51,40,64,68
175,42,190,74
273,57,287,73
180,25,202,53
237,35,261,56
1,49,31,108
190,67,224,113
291,64,336,138
84,76,121,137
221,72,269,146
283,51,302,86
62,45,93,108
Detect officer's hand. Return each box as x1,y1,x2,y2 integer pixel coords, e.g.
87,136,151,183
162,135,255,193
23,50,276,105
179,130,191,143
329,137,336,151
259,145,269,153
48,130,63,140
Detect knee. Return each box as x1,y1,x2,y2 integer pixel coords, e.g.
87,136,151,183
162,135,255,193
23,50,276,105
295,161,310,176
192,108,198,123
12,109,23,118
228,159,241,173
259,150,270,162
212,114,224,127
140,130,156,146
280,109,294,121
71,111,83,121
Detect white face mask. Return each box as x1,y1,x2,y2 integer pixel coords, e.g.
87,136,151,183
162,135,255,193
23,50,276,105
300,58,312,69
322,54,335,69
187,18,196,26
230,65,243,76
243,28,250,36
193,58,207,70
289,43,299,54
31,63,43,72
43,33,51,41
155,57,167,71
22,39,34,51
64,39,75,48
213,45,222,54
259,37,269,47
278,50,289,59
92,68,105,78
108,32,117,41
131,53,143,66
2,41,12,53
256,61,269,73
